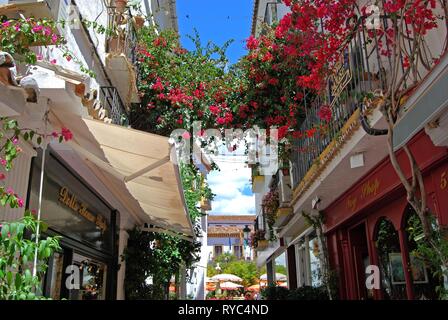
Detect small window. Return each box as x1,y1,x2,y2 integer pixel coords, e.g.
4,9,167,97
233,245,243,259
214,246,223,258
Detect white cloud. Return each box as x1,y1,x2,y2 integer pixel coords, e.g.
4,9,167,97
210,193,255,215
207,160,255,215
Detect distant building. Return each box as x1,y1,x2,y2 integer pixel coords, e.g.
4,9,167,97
207,215,255,261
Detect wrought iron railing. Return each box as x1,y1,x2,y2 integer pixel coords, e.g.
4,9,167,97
99,86,128,126
291,15,403,190
291,8,447,190
106,6,138,66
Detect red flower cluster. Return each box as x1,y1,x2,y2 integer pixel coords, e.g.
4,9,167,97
317,105,332,122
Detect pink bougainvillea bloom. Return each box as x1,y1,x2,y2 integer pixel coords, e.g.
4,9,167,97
14,24,21,32
246,35,259,50
0,159,7,166
66,55,72,62
216,117,226,125
51,131,59,138
0,173,5,180
318,105,332,122
268,78,279,86
51,34,58,44
43,26,52,36
209,105,220,115
12,137,18,145
32,25,43,33
176,118,183,125
151,78,164,91
37,54,43,61
17,198,24,208
61,127,73,141
6,187,14,195
31,209,37,216
2,21,10,28
50,59,57,64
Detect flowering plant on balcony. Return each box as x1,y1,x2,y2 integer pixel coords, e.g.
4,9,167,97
262,189,279,240
249,229,266,249
0,18,64,64
0,117,73,300
0,17,112,77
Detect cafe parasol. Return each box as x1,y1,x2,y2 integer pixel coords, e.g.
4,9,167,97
220,281,243,290
211,274,243,282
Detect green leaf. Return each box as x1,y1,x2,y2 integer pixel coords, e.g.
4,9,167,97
15,272,22,288
6,271,13,285
1,224,9,240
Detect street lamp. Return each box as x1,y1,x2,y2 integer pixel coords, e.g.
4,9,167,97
243,225,251,245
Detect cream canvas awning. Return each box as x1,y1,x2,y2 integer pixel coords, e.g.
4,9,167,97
49,110,194,238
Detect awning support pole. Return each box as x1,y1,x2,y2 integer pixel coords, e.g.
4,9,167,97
124,156,170,182
32,108,48,278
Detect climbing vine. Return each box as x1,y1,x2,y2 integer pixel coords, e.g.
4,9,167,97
1,17,114,77
0,117,71,299
302,210,338,300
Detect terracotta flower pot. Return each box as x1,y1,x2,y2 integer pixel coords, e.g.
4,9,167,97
115,0,128,13
133,16,145,28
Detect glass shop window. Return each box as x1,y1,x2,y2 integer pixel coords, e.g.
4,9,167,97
404,206,443,300
308,234,323,287
374,218,407,299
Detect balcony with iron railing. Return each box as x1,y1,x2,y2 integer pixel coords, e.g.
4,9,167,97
105,5,140,106
99,86,129,126
106,5,138,66
290,12,445,193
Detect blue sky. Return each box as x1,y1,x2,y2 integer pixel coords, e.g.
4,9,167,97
177,0,255,215
177,0,252,65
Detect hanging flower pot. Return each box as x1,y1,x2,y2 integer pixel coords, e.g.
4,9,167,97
115,0,128,13
281,167,290,176
133,15,145,28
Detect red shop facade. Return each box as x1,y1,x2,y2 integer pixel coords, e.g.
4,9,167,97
324,130,448,300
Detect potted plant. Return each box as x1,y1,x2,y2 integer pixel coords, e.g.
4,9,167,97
129,0,145,27
133,15,145,28
115,0,128,13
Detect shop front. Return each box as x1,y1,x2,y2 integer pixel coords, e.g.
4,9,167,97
27,148,119,300
324,131,448,300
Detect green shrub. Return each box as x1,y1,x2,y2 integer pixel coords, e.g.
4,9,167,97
287,286,329,300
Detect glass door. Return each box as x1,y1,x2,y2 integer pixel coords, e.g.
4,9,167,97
70,252,108,300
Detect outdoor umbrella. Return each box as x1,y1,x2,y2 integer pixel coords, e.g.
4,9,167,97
260,273,287,281
220,281,243,290
211,274,243,282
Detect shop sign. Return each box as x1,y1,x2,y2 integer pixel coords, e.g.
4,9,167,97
58,186,107,232
346,178,381,212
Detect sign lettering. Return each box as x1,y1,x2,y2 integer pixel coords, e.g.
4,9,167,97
58,187,107,232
